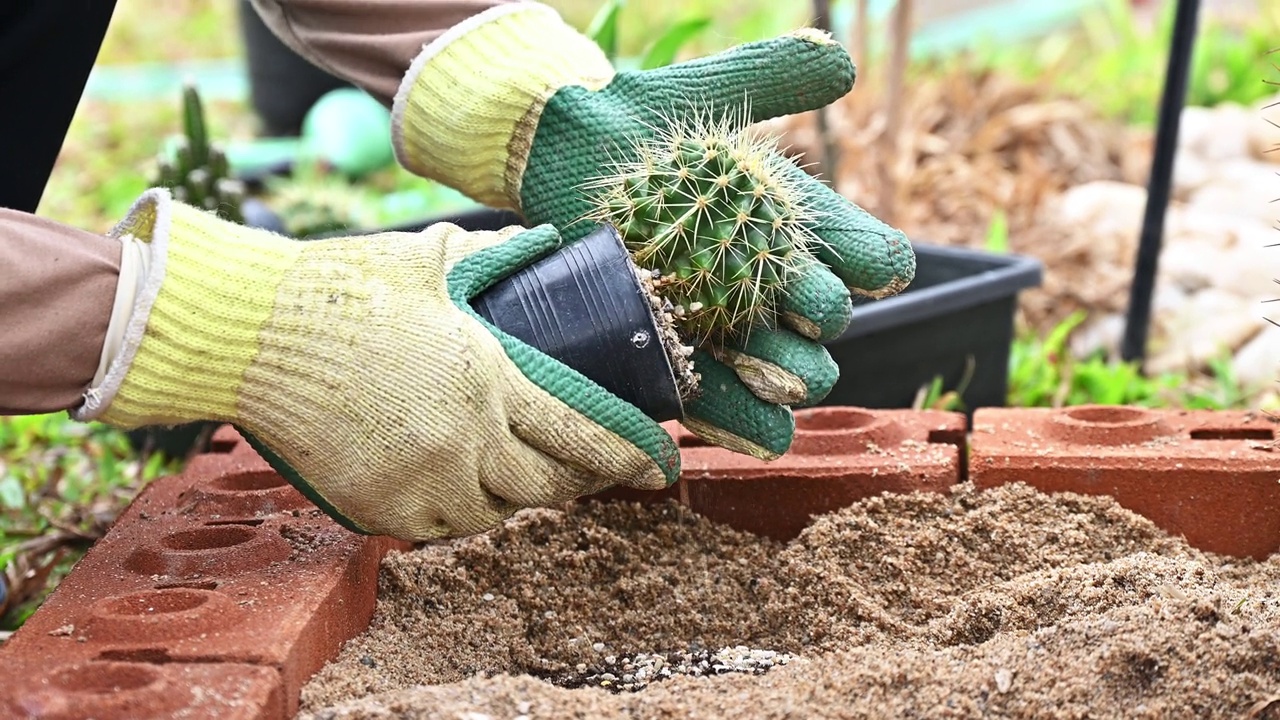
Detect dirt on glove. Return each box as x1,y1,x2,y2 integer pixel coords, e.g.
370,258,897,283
297,482,1280,719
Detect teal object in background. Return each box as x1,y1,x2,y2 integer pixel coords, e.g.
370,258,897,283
83,60,248,101
831,0,1105,60
299,88,395,177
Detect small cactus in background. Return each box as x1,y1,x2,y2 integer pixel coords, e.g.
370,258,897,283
268,178,363,238
153,83,245,224
264,160,382,238
581,109,825,348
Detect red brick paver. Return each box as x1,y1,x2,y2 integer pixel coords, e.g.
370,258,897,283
0,428,408,719
970,406,1280,559
590,407,966,540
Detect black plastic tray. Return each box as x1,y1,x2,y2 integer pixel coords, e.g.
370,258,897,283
823,243,1043,413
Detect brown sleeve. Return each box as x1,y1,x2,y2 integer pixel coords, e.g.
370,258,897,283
0,209,120,415
248,0,523,106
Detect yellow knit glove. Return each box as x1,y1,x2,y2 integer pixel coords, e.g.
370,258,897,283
73,189,679,540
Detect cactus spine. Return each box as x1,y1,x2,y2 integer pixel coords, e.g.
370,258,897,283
581,109,825,348
153,83,245,224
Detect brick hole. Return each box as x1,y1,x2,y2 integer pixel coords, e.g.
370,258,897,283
160,525,257,552
794,407,878,432
207,470,288,493
206,437,239,453
927,428,967,446
1062,406,1151,425
203,518,267,527
96,648,174,664
1190,428,1274,441
126,522,291,576
207,426,244,454
1048,404,1171,446
98,588,211,617
153,580,218,591
792,407,903,456
678,433,710,448
48,661,159,694
86,587,235,643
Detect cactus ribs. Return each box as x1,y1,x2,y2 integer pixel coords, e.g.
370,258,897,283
581,109,825,354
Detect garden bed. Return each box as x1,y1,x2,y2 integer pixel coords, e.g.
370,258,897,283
296,484,1280,719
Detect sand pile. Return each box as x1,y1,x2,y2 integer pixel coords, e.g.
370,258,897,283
298,484,1280,719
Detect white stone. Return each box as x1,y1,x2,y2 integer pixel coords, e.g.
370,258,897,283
1158,240,1225,293
1164,204,1266,252
1177,105,1218,157
1232,328,1280,390
995,668,1014,694
1147,288,1265,374
1070,281,1191,361
1070,313,1125,360
1179,103,1253,162
1053,180,1149,243
1187,159,1280,225
1248,93,1280,163
1209,223,1280,301
1172,152,1212,200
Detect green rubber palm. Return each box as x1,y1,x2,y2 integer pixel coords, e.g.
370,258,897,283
520,31,915,459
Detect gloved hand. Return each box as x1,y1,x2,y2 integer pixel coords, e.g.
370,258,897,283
74,189,679,540
390,2,915,460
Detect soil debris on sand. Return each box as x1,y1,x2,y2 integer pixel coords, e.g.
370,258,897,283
298,483,1280,719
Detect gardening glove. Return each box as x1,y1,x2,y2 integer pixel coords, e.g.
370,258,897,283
390,2,915,460
72,188,679,541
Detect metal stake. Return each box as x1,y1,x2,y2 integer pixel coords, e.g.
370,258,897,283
1120,0,1203,367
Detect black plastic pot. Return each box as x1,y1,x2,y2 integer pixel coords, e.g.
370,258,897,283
471,223,685,422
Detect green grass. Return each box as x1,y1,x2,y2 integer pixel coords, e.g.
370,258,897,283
0,416,180,633
960,0,1280,125
917,311,1271,414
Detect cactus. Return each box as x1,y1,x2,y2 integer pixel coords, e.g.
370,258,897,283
268,179,363,238
153,83,245,224
580,109,825,349
263,160,382,238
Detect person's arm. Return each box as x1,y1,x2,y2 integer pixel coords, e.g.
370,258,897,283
248,0,521,106
0,210,119,414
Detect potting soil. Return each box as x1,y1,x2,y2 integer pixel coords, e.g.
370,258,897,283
297,483,1280,719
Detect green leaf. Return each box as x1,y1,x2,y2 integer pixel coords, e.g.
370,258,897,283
984,209,1009,254
641,17,712,70
585,0,624,64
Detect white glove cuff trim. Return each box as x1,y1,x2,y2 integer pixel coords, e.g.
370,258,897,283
74,188,173,422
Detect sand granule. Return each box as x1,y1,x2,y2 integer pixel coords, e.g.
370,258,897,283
298,483,1280,719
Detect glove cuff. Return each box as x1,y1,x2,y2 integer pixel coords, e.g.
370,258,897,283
73,189,300,427
390,1,614,210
